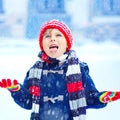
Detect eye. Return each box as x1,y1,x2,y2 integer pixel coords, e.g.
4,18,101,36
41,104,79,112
44,34,50,38
56,34,62,37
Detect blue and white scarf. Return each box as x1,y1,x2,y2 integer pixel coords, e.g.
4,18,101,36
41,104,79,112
28,50,87,120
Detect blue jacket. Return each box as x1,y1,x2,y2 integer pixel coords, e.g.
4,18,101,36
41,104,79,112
11,61,107,119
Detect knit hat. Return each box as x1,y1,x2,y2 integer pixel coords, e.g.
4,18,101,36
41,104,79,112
39,19,73,51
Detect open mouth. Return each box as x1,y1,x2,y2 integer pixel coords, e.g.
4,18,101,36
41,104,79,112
49,46,58,49
49,45,59,52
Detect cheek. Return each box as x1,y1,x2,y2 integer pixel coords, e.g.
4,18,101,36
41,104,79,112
42,43,48,52
61,41,67,48
42,40,48,48
59,43,67,52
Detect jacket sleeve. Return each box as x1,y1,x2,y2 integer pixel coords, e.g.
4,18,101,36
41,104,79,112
11,71,32,110
80,62,107,109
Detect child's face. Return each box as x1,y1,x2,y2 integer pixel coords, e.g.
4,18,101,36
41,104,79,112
42,29,67,58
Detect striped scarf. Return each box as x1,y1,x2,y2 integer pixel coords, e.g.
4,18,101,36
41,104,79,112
29,50,87,120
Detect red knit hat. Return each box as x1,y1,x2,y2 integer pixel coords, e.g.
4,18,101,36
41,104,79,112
39,19,73,51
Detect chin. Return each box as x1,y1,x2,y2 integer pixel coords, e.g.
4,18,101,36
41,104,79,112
49,53,61,58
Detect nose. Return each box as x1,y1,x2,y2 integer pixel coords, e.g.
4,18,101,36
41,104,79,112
50,35,56,42
51,39,55,42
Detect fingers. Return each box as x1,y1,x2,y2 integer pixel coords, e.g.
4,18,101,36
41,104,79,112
2,79,12,88
0,81,3,87
0,78,20,92
7,79,12,87
1,79,8,88
99,91,120,103
13,79,18,86
0,79,18,88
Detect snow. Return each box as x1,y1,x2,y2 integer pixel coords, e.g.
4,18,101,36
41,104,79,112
0,38,120,120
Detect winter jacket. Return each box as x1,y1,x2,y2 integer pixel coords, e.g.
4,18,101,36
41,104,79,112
11,61,107,119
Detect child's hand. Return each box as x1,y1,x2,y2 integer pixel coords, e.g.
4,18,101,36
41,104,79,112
29,86,40,96
99,91,120,103
0,78,20,92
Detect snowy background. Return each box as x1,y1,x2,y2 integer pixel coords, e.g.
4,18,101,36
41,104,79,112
0,0,120,120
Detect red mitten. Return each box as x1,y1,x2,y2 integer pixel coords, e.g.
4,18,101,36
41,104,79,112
29,86,40,96
0,79,20,92
99,91,120,103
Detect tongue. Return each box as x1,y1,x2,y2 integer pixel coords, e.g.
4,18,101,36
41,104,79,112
50,48,58,52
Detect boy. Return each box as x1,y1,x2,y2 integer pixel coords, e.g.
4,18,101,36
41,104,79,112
0,20,120,120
